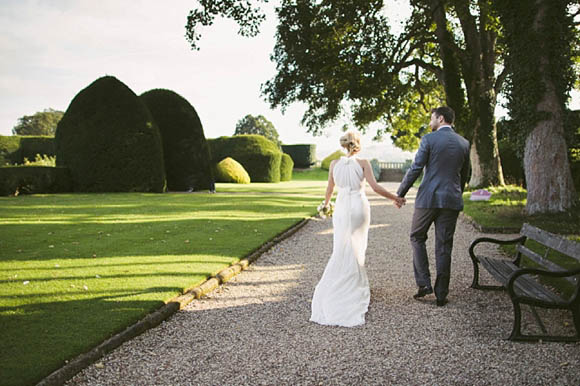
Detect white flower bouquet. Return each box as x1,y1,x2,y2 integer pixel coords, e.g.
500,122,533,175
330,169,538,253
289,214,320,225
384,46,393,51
317,201,335,218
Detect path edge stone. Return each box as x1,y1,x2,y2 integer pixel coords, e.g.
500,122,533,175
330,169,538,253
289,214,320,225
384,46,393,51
36,217,311,386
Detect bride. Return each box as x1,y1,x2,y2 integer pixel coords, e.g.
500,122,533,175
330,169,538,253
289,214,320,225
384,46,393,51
310,131,405,327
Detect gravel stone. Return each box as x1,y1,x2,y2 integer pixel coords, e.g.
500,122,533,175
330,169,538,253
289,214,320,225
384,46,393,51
67,183,580,386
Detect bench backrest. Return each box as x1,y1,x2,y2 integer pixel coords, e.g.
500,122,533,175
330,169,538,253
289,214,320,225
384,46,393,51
517,223,580,286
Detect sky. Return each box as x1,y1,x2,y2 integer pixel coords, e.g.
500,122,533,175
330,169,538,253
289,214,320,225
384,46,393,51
1,1,578,162
0,0,421,161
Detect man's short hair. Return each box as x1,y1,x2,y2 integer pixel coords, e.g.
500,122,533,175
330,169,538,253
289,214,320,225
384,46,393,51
431,106,455,125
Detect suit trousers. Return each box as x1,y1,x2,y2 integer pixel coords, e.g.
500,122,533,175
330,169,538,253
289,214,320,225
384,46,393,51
409,207,459,301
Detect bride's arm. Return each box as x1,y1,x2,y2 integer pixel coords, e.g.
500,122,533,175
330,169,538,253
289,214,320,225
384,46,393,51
324,161,336,207
360,159,404,204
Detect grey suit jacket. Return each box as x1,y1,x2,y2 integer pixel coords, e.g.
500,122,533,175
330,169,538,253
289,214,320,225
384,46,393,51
397,126,470,211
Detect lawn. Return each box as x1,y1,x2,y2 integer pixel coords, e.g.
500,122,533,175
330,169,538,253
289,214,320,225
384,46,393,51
0,177,326,386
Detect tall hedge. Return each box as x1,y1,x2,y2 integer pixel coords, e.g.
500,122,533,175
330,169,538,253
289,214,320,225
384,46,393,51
282,144,316,168
0,166,71,196
0,136,55,166
280,153,294,181
140,89,213,191
55,76,166,192
208,135,281,182
321,150,346,170
0,135,21,166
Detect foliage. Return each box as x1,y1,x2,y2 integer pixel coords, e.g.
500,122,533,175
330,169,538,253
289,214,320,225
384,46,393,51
214,157,251,183
370,158,381,181
0,166,71,196
235,114,281,148
55,76,166,193
0,189,322,385
321,150,345,170
184,0,506,186
22,154,56,167
280,153,294,181
0,135,21,166
495,1,578,155
281,144,316,168
140,89,213,191
208,135,282,182
12,108,63,136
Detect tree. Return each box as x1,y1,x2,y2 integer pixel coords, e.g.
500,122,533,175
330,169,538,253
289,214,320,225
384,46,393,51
185,0,506,187
12,109,64,136
235,114,281,147
496,0,578,214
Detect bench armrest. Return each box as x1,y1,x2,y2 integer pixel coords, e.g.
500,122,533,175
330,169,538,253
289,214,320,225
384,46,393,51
506,267,580,299
469,235,527,264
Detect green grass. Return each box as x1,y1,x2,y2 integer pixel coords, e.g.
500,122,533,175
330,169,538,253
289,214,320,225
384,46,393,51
292,167,329,181
0,180,326,386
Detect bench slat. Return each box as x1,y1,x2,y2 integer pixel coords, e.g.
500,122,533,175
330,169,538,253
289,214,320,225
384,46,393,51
516,244,578,286
479,256,566,304
521,223,580,260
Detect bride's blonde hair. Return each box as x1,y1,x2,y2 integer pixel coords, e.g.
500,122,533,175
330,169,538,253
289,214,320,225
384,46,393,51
340,130,362,155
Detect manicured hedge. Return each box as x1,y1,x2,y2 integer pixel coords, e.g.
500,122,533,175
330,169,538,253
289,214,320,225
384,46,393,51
20,136,55,162
140,89,213,191
0,135,21,166
321,150,346,170
280,153,294,181
214,157,250,184
55,76,166,193
281,144,316,168
208,135,281,182
0,166,72,196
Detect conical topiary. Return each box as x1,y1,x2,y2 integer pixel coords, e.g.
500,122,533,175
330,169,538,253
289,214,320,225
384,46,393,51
140,89,213,191
55,76,166,192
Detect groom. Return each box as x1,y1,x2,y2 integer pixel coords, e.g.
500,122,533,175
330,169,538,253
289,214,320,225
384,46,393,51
396,106,470,306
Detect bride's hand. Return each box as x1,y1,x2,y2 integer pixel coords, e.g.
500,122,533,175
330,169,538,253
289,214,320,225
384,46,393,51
394,196,406,208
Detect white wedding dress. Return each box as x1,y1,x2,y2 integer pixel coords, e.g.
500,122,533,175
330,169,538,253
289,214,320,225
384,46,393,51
310,156,371,327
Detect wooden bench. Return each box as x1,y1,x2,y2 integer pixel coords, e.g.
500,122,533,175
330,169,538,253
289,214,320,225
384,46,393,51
469,223,580,342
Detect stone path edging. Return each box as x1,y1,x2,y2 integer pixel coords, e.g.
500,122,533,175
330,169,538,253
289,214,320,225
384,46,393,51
37,218,310,386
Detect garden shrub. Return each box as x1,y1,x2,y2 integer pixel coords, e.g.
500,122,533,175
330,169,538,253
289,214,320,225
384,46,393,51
0,166,72,196
208,135,282,182
214,157,250,183
281,144,316,168
0,135,21,166
280,153,294,181
370,159,381,181
55,76,166,192
20,136,55,162
140,89,213,191
321,150,346,170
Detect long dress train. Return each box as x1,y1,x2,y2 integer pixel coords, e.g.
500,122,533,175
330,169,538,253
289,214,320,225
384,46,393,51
310,156,371,327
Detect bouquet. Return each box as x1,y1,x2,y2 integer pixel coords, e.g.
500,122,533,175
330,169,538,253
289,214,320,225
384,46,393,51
317,201,335,218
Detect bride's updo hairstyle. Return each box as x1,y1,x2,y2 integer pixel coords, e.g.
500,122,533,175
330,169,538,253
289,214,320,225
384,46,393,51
340,130,362,155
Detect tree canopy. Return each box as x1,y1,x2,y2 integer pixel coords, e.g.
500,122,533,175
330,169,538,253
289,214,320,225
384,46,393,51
12,109,64,136
235,114,281,147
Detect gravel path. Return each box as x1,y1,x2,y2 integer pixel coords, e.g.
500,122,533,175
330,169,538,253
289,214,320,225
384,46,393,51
68,183,580,385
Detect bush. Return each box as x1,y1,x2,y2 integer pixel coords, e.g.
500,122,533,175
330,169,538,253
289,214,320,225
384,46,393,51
55,76,166,192
208,135,282,182
0,135,22,166
280,153,294,181
20,136,55,161
214,157,250,183
0,166,72,196
370,159,381,181
498,138,525,186
321,150,346,170
281,144,316,168
140,89,213,191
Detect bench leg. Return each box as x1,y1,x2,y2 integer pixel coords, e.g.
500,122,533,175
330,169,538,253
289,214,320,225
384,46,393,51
470,259,481,289
573,307,580,340
508,299,523,341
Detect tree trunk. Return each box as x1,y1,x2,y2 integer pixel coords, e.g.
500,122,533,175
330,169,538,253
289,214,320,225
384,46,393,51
468,93,505,188
524,1,576,214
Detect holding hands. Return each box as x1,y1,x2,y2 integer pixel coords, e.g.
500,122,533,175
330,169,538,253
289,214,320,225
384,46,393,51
394,196,406,209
